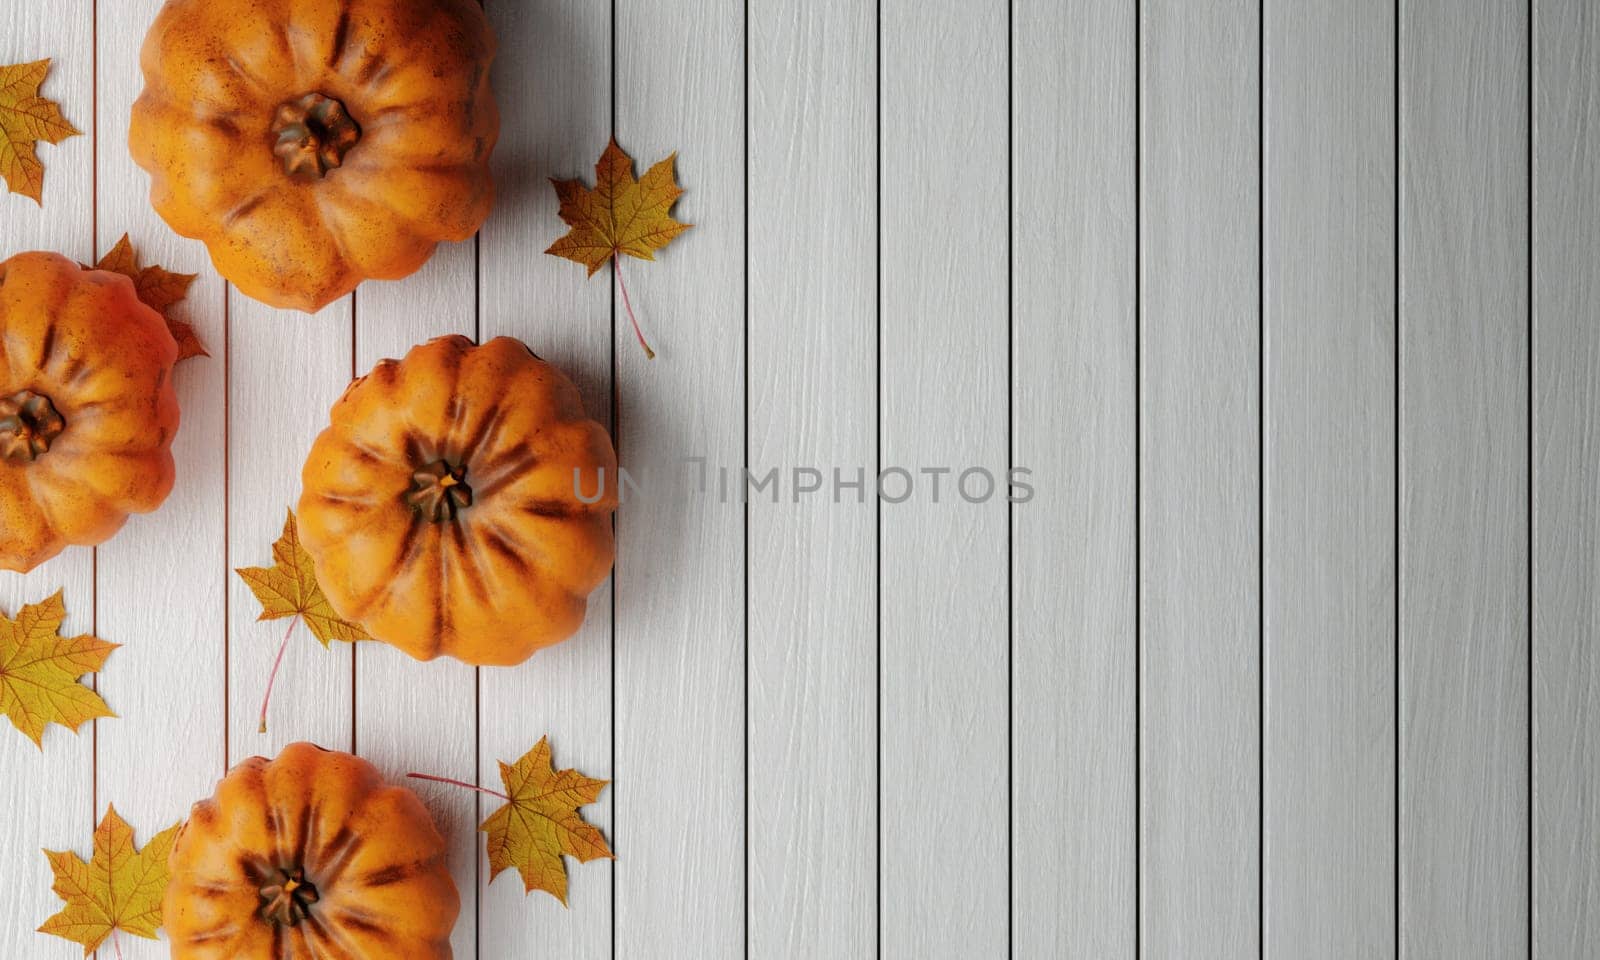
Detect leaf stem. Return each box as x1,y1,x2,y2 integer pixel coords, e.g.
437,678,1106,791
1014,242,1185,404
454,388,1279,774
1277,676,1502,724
259,614,300,734
113,929,123,960
405,772,510,802
614,252,655,360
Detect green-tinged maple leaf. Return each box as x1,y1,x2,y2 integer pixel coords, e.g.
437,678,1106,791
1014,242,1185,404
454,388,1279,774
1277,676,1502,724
480,737,613,906
38,805,182,955
235,509,367,647
0,591,116,748
0,58,80,203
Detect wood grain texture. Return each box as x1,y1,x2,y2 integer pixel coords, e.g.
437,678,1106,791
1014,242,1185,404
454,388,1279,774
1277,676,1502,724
90,1,229,957
1533,1,1599,956
879,0,1009,956
477,0,615,953
1399,1,1530,956
1262,1,1396,956
1011,1,1136,956
0,8,95,958
226,291,354,763
1,1,1587,956
747,1,876,956
612,0,746,956
353,247,479,960
1139,1,1261,956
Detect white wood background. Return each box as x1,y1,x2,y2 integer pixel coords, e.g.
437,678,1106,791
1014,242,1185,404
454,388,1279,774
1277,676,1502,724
1,0,1597,957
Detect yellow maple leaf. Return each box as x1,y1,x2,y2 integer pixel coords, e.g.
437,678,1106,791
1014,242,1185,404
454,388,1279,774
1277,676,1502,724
546,138,692,275
236,510,368,734
235,509,368,648
90,234,208,361
480,737,613,906
0,591,117,748
0,59,81,204
38,805,182,956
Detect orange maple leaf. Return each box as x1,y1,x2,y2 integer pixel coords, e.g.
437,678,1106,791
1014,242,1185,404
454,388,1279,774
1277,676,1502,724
546,138,692,275
90,235,208,361
0,59,81,204
546,139,692,359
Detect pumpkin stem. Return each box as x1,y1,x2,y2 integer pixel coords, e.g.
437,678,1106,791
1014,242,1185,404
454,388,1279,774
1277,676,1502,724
273,93,361,179
0,390,65,463
408,460,474,522
259,868,321,927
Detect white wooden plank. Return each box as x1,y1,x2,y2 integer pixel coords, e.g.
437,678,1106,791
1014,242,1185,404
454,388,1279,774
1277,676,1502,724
0,7,96,958
1533,1,1598,956
353,248,479,959
1140,0,1261,955
747,1,876,956
612,0,745,955
1262,0,1396,956
476,0,614,955
199,6,362,771
879,0,1009,956
91,1,229,957
227,293,354,760
1399,0,1529,956
1011,0,1136,956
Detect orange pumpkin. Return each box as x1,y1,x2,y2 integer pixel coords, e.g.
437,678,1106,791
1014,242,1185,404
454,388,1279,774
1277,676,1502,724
0,252,179,574
297,336,617,667
129,0,499,313
164,742,459,958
